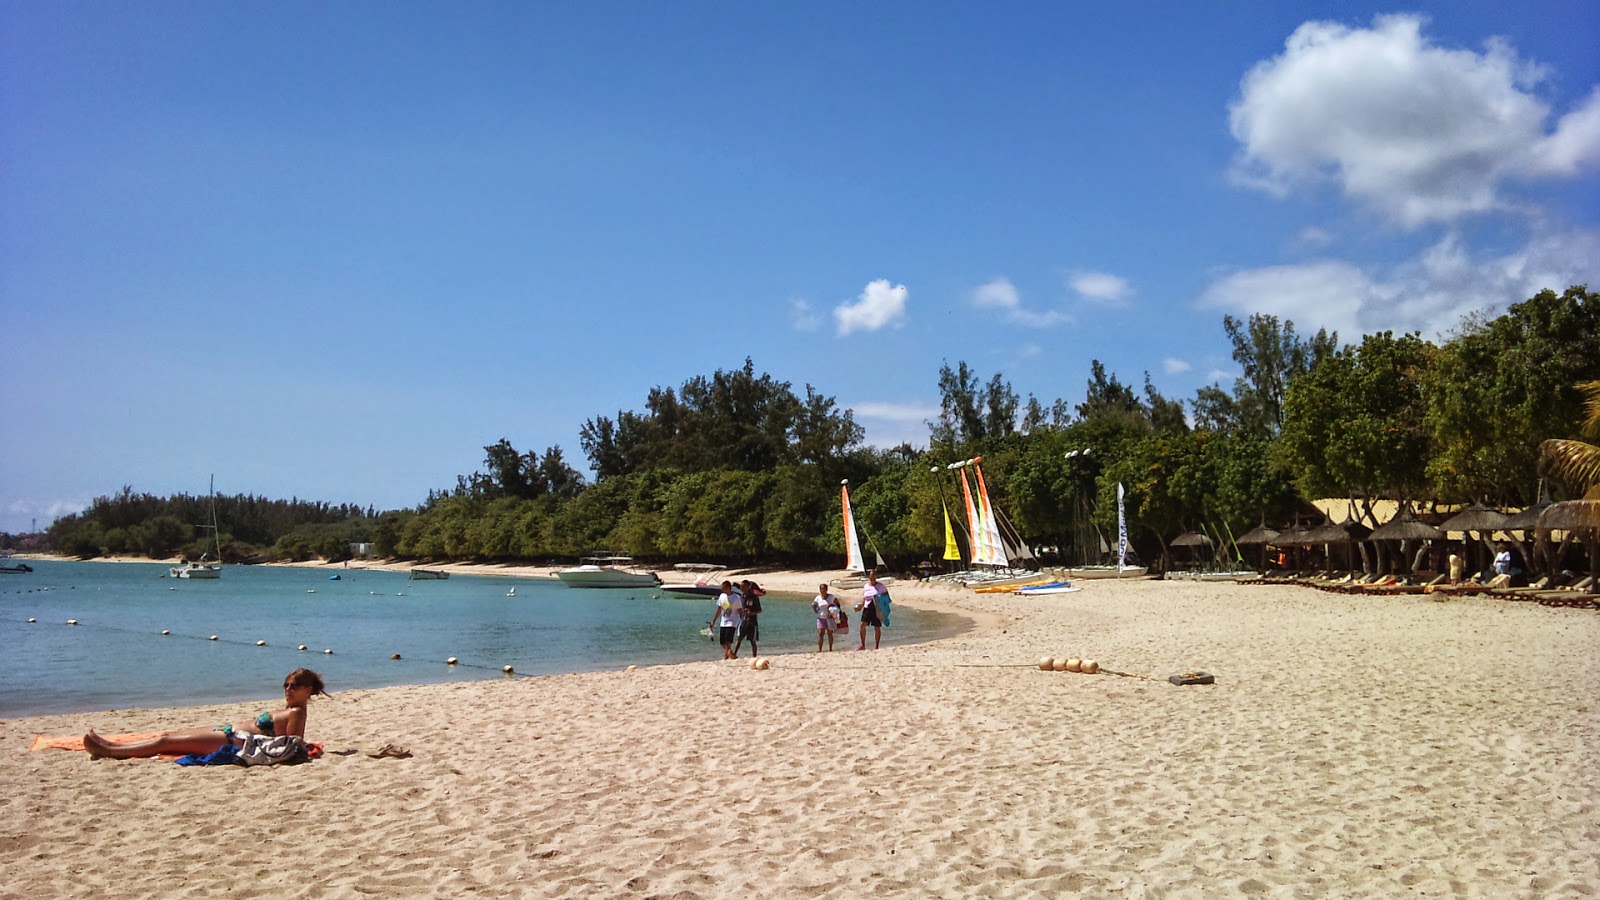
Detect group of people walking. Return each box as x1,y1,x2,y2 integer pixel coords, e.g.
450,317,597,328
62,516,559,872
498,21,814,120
710,571,891,658
710,580,766,659
807,570,891,653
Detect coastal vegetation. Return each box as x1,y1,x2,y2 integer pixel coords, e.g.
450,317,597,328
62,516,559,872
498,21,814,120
31,286,1599,570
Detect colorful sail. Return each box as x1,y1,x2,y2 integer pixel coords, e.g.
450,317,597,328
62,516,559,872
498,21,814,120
941,500,963,561
957,469,981,563
841,483,866,573
1117,482,1129,570
971,462,1008,567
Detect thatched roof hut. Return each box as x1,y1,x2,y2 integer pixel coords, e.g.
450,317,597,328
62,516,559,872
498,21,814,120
1169,531,1213,547
1301,519,1369,543
1235,524,1280,545
1537,500,1600,531
1501,503,1551,532
1368,512,1445,542
1437,504,1510,535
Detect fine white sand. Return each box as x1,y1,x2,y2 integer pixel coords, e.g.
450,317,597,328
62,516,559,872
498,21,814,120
3,574,1596,898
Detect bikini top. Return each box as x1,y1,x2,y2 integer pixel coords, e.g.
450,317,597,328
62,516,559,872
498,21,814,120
256,711,276,737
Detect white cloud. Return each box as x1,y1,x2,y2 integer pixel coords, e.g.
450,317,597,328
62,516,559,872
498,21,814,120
849,401,939,450
1229,13,1600,228
1294,226,1334,250
969,277,1069,327
1163,358,1192,374
789,297,820,332
1069,271,1132,303
972,278,1021,311
834,279,909,336
851,401,940,423
1,496,88,533
1199,227,1600,340
1206,369,1234,384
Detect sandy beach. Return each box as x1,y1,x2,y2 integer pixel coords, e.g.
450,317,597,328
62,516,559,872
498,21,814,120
4,572,1596,899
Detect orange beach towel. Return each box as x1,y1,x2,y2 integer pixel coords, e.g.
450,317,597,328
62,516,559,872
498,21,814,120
30,733,163,752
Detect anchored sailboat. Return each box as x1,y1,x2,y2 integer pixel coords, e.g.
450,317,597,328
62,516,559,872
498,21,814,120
171,475,223,579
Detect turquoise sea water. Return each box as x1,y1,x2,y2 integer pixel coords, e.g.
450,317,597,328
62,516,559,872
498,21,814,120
0,560,963,717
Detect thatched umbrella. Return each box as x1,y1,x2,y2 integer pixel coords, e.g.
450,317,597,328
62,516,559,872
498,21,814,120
1437,504,1511,579
1236,524,1281,570
1368,512,1444,542
1537,500,1600,575
1500,503,1552,575
1500,503,1551,532
1368,511,1445,575
1301,519,1368,571
1169,531,1212,571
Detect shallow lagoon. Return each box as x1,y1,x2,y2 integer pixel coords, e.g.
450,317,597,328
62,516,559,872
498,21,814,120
0,559,962,716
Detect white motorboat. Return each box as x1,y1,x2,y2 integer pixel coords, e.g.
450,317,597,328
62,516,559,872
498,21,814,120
556,556,661,589
660,562,728,597
171,476,223,579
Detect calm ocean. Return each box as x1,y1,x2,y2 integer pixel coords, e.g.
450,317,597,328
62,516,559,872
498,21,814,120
0,559,963,717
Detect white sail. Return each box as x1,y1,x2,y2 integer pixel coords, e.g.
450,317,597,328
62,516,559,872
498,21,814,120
842,483,866,573
1117,482,1129,570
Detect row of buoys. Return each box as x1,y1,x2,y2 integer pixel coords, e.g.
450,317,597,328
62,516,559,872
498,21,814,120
1039,656,1100,674
24,616,524,672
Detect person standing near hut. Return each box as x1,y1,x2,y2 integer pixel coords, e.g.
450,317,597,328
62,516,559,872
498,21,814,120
1448,552,1464,584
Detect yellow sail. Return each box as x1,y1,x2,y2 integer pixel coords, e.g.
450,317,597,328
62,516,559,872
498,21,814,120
942,501,962,561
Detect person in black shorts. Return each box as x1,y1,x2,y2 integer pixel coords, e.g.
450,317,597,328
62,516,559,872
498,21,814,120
856,570,885,650
733,580,764,658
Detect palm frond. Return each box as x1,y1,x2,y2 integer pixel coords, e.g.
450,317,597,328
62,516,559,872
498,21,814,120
1540,438,1600,495
1581,380,1600,442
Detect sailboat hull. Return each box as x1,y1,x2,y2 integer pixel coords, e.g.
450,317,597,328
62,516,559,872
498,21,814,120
1062,566,1147,580
171,564,222,579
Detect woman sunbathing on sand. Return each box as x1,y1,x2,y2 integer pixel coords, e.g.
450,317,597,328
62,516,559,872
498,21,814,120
83,668,327,759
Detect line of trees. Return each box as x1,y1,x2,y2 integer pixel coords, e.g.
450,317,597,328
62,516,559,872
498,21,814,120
41,286,1599,571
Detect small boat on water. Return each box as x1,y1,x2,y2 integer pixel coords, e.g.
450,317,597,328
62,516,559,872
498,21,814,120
660,562,728,597
409,568,450,580
0,561,33,574
171,475,224,580
556,556,661,589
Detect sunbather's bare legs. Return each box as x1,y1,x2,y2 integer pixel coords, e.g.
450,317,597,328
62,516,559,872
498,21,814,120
83,728,230,759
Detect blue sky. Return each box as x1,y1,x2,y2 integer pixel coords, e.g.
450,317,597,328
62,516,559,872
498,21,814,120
3,2,1597,533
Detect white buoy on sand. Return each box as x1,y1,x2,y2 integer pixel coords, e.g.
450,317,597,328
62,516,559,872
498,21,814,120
1038,657,1054,671
1081,659,1100,674
1051,658,1068,671
1065,658,1082,672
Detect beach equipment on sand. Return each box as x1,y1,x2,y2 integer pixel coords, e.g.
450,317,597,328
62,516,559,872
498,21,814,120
1168,671,1215,685
1051,658,1069,671
1080,659,1099,674
1064,658,1082,672
1038,657,1054,671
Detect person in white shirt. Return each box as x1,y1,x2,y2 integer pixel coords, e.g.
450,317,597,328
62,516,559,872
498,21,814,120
855,570,886,650
812,583,839,652
710,581,742,659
